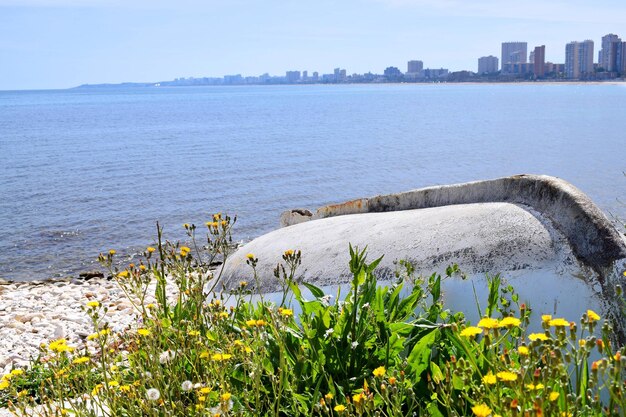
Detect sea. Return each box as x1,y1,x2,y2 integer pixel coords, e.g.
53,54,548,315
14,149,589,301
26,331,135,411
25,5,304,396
1,83,625,282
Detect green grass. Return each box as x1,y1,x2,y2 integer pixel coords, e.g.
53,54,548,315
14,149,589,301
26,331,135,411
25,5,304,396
1,215,625,416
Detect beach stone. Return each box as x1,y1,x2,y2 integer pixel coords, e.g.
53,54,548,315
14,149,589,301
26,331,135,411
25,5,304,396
78,271,104,280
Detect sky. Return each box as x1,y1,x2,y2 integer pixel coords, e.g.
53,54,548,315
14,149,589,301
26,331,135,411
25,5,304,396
1,0,626,90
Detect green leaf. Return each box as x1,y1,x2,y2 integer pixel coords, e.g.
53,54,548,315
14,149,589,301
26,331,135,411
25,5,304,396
303,282,325,298
426,401,444,417
407,328,439,377
579,359,588,406
430,362,444,384
289,281,302,300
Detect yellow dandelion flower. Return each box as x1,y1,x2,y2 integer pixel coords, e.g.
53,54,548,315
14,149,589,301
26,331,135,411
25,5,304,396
477,317,500,329
372,366,386,377
496,371,517,382
10,369,23,376
147,247,156,253
529,333,549,341
92,384,103,396
587,309,600,322
353,393,366,403
137,328,151,336
548,318,570,327
86,301,100,308
549,391,560,402
579,339,586,348
325,393,334,400
211,353,233,361
199,351,209,359
72,357,90,364
389,376,397,385
472,403,492,417
108,381,119,387
139,265,146,271
279,308,294,317
188,330,200,337
498,317,521,328
117,270,129,278
220,392,231,402
109,249,116,255
284,249,294,257
120,385,131,393
87,333,99,341
0,380,9,390
541,314,552,322
199,387,211,394
460,326,483,337
219,311,229,318
246,253,255,260
180,246,191,256
518,346,529,356
334,405,346,412
482,373,497,385
198,395,206,402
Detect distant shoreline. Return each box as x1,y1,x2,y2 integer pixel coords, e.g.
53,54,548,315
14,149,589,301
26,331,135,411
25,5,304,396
72,79,626,89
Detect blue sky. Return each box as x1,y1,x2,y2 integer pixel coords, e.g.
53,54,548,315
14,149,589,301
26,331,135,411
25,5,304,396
1,0,626,90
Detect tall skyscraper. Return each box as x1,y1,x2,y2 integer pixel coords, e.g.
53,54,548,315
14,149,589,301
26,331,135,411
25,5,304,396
477,56,498,74
599,34,622,72
617,42,626,74
565,40,594,79
501,42,527,72
407,60,423,74
533,45,546,77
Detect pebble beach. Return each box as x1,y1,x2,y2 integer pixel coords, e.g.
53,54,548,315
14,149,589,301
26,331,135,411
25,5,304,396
0,276,180,376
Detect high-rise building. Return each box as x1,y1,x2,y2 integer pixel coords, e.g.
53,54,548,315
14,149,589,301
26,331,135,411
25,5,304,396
599,34,622,72
501,42,527,72
616,42,626,74
565,40,594,79
477,56,498,74
285,71,301,83
533,45,546,77
407,60,424,74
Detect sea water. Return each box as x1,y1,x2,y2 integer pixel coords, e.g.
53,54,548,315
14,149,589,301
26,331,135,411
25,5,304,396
1,83,625,281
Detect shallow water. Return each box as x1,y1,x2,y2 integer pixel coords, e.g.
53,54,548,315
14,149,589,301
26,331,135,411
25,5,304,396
1,84,625,281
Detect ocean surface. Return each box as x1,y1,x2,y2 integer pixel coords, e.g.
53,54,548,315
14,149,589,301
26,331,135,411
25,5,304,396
1,83,625,282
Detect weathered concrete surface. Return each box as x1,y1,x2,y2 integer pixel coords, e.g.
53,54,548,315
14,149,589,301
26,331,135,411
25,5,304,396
281,174,626,272
222,202,581,292
221,174,626,339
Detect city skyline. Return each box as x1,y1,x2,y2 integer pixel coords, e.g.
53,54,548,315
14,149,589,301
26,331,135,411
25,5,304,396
1,0,626,90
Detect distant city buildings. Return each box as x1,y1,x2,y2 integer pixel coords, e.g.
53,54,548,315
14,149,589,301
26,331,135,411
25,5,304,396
565,40,594,79
533,45,546,78
407,60,423,74
501,42,528,72
155,32,626,87
599,34,622,72
285,71,301,83
478,56,498,74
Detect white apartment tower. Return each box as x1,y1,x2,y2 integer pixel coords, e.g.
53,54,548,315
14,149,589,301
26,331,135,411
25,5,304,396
501,42,527,71
599,34,622,72
477,56,499,74
565,40,594,79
